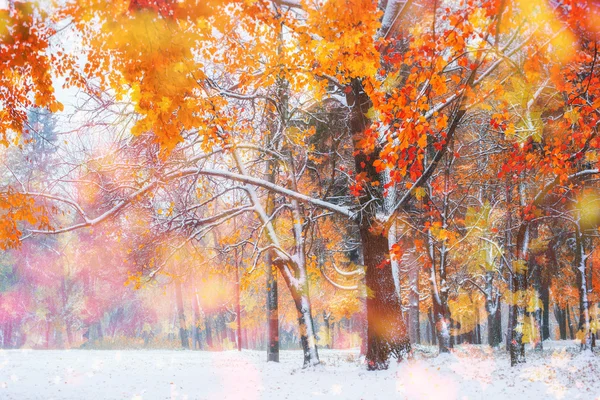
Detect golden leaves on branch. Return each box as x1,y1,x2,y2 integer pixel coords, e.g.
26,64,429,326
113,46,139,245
0,3,64,145
0,190,49,250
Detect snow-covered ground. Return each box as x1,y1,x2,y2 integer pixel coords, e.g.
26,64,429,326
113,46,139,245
0,342,598,399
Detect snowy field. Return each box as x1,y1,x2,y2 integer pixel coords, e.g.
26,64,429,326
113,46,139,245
0,342,599,400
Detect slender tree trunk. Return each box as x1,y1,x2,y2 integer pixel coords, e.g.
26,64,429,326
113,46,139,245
487,302,502,348
531,260,543,351
6,322,13,348
408,262,420,345
555,305,567,340
574,223,591,346
175,281,189,349
191,289,203,350
234,247,243,351
278,261,319,367
566,305,575,339
331,321,336,349
323,312,331,348
475,310,482,345
266,254,279,362
428,309,437,345
427,166,453,354
46,320,52,349
65,320,73,348
505,182,514,351
429,229,451,353
541,279,550,341
205,314,213,349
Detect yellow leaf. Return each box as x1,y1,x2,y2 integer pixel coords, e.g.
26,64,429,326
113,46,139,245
415,187,426,200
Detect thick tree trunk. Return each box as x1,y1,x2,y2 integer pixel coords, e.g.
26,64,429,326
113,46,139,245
510,188,529,366
433,298,451,353
346,76,410,369
175,281,189,349
554,305,567,340
361,227,410,369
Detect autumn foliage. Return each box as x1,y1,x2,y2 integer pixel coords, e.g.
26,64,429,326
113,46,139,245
1,0,600,369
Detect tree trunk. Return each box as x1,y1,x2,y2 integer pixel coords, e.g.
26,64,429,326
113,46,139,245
433,296,451,353
205,314,213,349
331,321,335,349
531,261,543,351
323,312,331,348
234,247,243,351
266,254,279,362
361,227,410,369
510,188,529,366
46,320,52,349
279,264,319,367
509,270,527,366
487,302,502,348
191,289,203,350
345,77,410,369
175,281,189,349
408,262,420,345
554,305,567,341
506,302,514,350
475,310,482,345
575,224,591,344
566,305,575,339
541,279,550,341
428,309,436,345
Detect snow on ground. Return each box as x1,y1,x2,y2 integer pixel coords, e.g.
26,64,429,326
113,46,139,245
0,342,599,400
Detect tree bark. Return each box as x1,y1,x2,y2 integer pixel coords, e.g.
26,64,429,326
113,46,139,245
510,183,528,366
541,278,550,341
574,224,591,341
554,305,567,340
266,256,279,362
323,312,332,348
278,260,320,367
566,304,575,339
408,261,420,345
234,247,243,351
361,227,410,369
487,303,502,347
175,281,190,349
428,309,436,345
